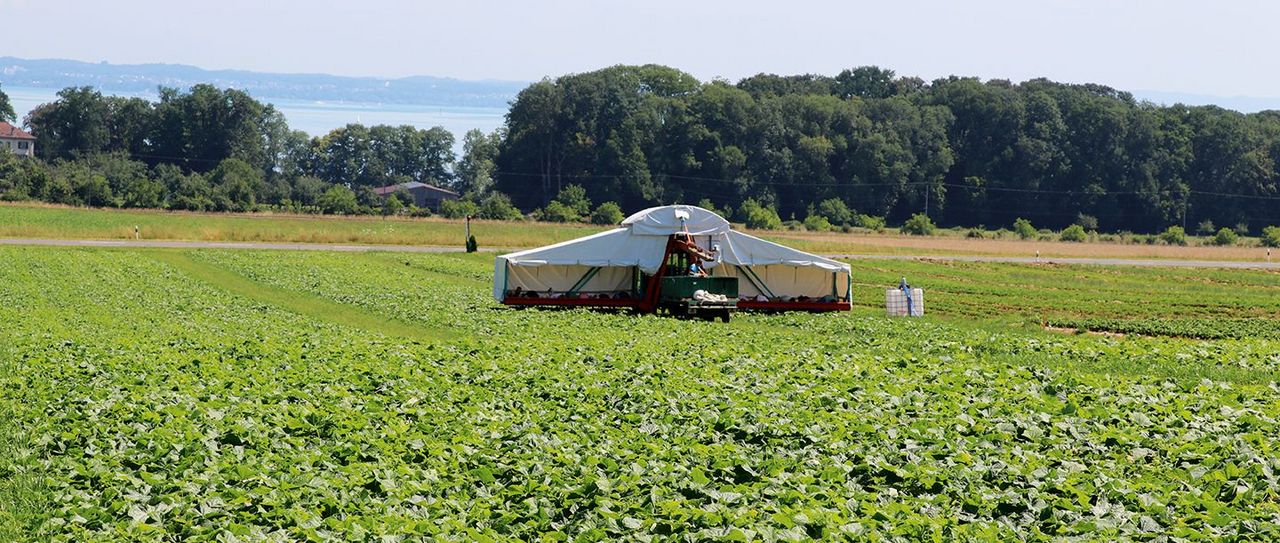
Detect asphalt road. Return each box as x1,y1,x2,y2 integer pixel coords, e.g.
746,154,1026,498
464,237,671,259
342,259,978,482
2,238,1278,269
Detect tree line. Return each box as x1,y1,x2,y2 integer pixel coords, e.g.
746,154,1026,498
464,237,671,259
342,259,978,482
495,65,1280,234
3,67,1280,234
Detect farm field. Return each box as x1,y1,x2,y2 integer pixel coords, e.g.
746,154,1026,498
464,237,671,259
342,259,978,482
3,203,1276,261
2,247,1279,540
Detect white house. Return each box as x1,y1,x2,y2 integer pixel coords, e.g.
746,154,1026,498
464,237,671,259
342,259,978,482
0,122,35,157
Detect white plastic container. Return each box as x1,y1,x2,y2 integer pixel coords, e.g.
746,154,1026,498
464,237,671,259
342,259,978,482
885,288,925,317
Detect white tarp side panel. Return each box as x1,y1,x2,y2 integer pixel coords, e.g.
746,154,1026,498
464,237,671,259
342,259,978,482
711,264,849,299
504,265,633,295
720,230,850,272
493,257,509,301
499,228,669,274
755,265,844,298
622,205,730,236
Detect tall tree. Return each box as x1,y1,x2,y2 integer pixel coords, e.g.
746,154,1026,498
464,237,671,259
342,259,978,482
0,83,14,123
456,128,503,196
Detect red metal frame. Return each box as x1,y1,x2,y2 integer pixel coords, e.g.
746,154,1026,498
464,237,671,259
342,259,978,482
736,300,851,312
503,296,640,308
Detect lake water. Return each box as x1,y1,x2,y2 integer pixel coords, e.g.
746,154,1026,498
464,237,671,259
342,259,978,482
3,86,508,154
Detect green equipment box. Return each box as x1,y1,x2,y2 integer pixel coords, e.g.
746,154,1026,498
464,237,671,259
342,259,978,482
659,276,739,301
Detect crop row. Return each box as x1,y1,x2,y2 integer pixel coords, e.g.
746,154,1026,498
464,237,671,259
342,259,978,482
1,248,1278,541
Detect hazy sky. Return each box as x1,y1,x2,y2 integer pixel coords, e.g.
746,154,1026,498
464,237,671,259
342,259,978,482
3,0,1279,96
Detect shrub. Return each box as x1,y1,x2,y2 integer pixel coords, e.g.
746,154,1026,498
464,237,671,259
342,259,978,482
1075,213,1099,231
695,198,722,217
554,184,591,217
739,199,783,230
803,214,832,231
1212,227,1238,246
317,185,358,215
1159,226,1187,246
541,200,580,223
439,198,479,219
1234,222,1250,236
1013,218,1036,240
1196,219,1216,236
477,192,523,221
590,201,624,225
815,198,853,226
855,214,886,232
1262,226,1280,248
465,235,478,253
1059,224,1087,242
966,228,985,239
382,194,404,216
901,213,935,236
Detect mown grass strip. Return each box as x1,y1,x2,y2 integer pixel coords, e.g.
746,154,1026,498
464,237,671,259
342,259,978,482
148,251,452,343
0,345,45,541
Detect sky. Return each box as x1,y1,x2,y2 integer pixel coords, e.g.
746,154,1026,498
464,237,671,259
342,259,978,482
3,0,1280,97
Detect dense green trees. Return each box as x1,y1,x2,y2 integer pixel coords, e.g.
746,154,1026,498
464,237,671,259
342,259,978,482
0,84,14,123
4,66,1280,233
495,65,1280,233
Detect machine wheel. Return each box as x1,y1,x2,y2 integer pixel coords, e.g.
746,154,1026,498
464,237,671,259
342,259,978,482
718,310,732,323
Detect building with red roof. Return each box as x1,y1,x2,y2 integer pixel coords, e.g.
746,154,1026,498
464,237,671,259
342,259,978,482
0,122,35,157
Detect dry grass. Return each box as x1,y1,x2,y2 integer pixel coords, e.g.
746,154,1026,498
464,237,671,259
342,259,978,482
761,230,1275,261
1,203,1274,261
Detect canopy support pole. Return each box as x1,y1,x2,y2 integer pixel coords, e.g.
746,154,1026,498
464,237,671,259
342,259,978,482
567,266,601,295
736,265,775,299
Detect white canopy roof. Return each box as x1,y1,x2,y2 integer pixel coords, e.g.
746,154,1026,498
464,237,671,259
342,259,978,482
621,204,731,236
494,205,850,300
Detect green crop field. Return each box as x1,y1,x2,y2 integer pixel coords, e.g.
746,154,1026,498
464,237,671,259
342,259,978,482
2,247,1279,541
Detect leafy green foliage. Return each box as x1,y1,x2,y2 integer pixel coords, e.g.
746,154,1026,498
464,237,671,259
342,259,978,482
814,198,853,226
557,185,592,216
1160,226,1187,246
901,213,935,236
540,201,580,223
316,184,358,215
854,213,886,232
477,192,523,221
439,198,479,219
1212,227,1238,246
381,193,404,216
1059,224,1088,242
0,82,14,122
4,248,1280,540
1262,226,1280,248
590,201,624,225
1013,218,1036,240
738,198,782,230
1075,213,1098,231
802,214,832,231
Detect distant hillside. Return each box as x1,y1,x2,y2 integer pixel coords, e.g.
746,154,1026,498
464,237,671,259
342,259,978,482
0,57,526,108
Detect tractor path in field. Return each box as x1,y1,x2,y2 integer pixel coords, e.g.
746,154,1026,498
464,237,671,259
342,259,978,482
148,252,454,343
3,237,1279,269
